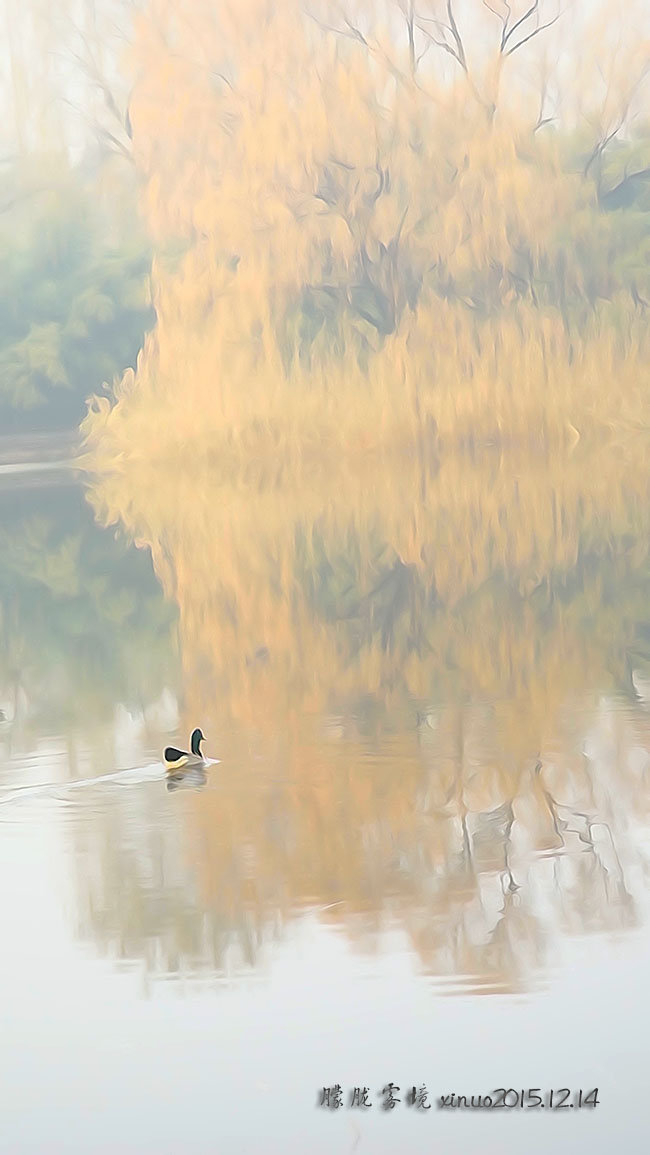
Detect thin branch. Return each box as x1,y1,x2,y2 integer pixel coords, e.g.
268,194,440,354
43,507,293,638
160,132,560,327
59,96,133,163
305,11,363,43
305,5,408,85
503,0,539,50
581,58,650,179
415,39,433,68
416,24,465,71
94,125,135,163
406,0,417,75
212,71,234,91
65,35,132,145
416,14,467,73
583,112,628,177
342,15,369,46
482,0,562,58
505,11,561,56
482,0,509,51
445,0,468,70
532,62,555,131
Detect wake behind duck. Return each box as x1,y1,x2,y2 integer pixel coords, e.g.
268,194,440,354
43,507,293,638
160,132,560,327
0,746,219,808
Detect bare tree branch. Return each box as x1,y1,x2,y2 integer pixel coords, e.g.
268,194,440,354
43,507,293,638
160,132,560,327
415,38,433,68
53,14,133,160
305,5,408,86
60,95,133,163
416,7,467,74
481,0,562,58
583,114,627,178
503,0,540,50
505,11,561,57
397,0,417,76
416,24,465,71
304,11,360,42
483,0,509,47
531,57,555,132
445,0,467,70
581,61,650,181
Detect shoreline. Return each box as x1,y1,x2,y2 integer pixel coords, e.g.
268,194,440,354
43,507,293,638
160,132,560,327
0,430,81,464
0,430,83,488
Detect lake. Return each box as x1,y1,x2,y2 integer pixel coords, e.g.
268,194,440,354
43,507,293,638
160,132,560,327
1,443,649,1153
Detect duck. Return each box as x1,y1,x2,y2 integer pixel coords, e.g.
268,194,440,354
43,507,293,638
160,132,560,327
163,727,206,771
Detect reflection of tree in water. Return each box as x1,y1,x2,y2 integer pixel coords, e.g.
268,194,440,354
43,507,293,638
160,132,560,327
405,705,641,989
71,781,282,978
87,441,650,733
75,445,650,989
70,696,649,992
0,482,177,756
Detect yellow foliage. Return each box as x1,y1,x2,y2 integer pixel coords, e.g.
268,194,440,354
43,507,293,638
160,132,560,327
82,0,650,461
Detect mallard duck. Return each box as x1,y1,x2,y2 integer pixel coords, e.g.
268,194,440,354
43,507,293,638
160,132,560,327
163,728,206,771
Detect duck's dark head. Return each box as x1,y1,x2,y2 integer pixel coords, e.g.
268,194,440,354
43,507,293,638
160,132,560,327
190,727,205,756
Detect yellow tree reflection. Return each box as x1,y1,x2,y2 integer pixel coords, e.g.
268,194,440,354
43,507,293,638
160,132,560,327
74,443,650,990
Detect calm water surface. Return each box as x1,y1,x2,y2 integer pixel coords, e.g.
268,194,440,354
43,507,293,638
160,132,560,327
1,451,649,1153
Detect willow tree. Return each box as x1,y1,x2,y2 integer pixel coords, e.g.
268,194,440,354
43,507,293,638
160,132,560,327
82,0,650,458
